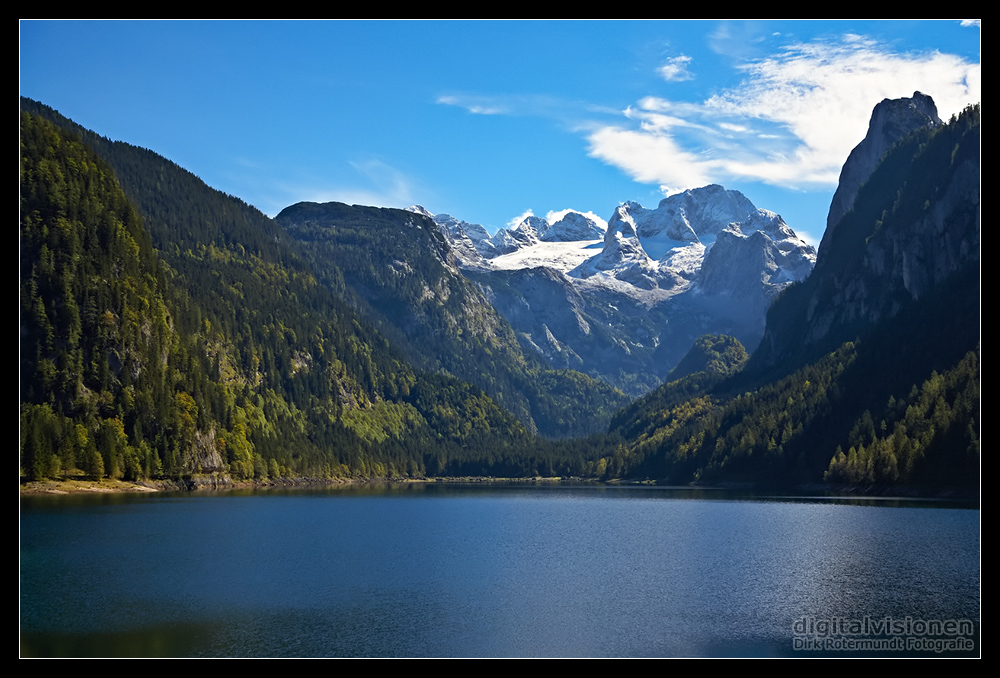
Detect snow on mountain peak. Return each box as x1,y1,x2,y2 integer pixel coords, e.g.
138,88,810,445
405,204,435,219
418,185,817,390
543,210,605,242
423,185,813,298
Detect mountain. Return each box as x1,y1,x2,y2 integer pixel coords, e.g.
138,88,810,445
274,201,629,438
19,99,619,483
425,186,815,394
601,96,979,489
753,95,978,374
821,91,942,256
20,110,221,481
21,92,977,491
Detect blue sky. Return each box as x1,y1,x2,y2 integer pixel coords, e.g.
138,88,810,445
20,20,980,246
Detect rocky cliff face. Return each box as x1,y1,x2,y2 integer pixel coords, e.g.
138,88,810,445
821,92,942,257
570,203,662,289
418,184,815,395
699,210,816,310
427,210,496,265
754,99,979,371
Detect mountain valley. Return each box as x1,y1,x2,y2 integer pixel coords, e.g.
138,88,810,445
20,92,980,492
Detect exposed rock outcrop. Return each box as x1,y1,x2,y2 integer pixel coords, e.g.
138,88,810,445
753,98,979,371
821,92,942,257
422,184,815,394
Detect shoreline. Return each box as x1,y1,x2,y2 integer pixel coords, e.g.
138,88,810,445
19,475,979,503
18,474,592,496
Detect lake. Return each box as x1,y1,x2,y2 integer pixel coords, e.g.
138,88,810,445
20,484,980,657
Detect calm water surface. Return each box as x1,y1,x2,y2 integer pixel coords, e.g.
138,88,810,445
20,484,980,657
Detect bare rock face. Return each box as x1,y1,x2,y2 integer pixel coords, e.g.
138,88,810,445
696,210,816,338
428,211,493,265
421,184,815,394
491,214,549,254
700,211,815,294
753,99,979,372
821,92,942,256
570,203,657,286
187,428,226,474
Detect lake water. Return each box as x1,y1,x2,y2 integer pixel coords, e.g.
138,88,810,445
20,484,980,657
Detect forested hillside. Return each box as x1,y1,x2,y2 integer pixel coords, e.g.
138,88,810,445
19,102,615,483
276,201,628,438
21,110,214,481
596,104,980,490
19,98,979,492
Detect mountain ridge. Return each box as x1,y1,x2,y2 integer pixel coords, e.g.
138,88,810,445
423,185,815,394
274,200,630,438
20,92,978,490
601,95,979,489
20,99,618,483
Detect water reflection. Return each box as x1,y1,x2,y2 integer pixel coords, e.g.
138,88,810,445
21,484,980,657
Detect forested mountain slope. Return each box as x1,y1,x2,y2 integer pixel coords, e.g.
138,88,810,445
600,102,980,489
20,101,613,482
20,96,978,490
21,110,221,481
276,201,628,438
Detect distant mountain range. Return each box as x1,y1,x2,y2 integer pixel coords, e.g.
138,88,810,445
412,184,815,394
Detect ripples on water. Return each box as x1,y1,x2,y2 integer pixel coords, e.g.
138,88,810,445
20,485,980,657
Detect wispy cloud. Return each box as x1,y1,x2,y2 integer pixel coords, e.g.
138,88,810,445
658,55,693,82
293,159,422,211
437,94,510,115
437,92,590,121
506,209,536,229
708,21,770,60
587,35,980,195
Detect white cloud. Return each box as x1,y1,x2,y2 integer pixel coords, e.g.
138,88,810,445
587,125,714,195
658,55,693,82
587,36,981,192
960,19,980,28
437,93,575,118
288,159,422,211
437,94,509,115
506,209,535,229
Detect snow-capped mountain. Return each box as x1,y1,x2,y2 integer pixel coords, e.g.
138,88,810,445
408,185,816,395
569,187,813,291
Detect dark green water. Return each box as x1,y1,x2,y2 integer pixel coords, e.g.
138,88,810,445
20,484,980,657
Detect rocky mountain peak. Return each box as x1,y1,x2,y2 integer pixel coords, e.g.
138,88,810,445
754,100,978,373
652,184,757,240
406,204,435,219
416,182,816,391
542,211,604,242
733,209,796,240
513,214,550,241
571,204,652,282
607,203,640,239
821,92,943,255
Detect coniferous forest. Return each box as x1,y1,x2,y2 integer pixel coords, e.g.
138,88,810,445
20,98,979,493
